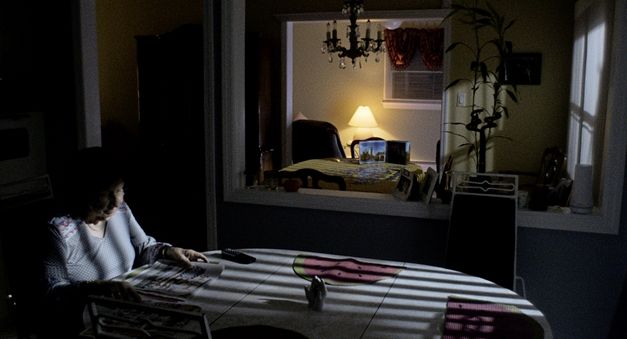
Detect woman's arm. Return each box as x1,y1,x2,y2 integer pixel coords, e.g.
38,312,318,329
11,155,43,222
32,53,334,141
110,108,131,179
160,246,209,268
124,203,207,267
123,203,170,266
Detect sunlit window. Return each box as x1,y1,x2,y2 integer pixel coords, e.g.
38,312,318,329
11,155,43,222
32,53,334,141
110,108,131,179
567,0,611,199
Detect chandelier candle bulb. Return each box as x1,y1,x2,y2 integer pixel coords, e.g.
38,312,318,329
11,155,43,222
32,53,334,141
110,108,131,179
326,23,331,40
332,20,338,39
366,20,371,39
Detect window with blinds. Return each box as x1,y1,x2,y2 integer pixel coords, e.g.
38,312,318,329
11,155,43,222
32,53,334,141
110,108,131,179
383,50,443,110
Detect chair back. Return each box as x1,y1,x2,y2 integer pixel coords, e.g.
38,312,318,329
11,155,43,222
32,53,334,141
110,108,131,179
445,172,518,290
278,168,346,191
292,120,346,163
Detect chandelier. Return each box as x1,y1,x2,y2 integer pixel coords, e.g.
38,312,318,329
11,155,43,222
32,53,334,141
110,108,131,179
321,0,385,69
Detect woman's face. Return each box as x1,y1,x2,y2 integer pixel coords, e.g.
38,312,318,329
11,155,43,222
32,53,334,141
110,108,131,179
85,181,124,224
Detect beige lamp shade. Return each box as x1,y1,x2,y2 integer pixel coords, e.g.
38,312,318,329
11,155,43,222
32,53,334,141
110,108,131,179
348,106,378,128
293,112,308,121
349,106,378,140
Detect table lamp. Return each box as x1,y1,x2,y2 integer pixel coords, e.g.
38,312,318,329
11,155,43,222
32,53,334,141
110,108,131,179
348,105,378,140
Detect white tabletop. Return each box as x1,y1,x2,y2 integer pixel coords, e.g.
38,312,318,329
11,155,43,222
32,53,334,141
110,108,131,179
183,248,552,339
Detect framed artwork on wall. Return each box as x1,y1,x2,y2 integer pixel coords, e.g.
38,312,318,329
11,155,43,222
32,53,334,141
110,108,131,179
502,53,542,85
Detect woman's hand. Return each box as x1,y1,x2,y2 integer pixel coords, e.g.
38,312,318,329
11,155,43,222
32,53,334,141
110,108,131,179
86,280,141,302
164,247,209,268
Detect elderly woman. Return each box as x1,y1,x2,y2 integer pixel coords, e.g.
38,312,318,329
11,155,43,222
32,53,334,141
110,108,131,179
41,147,207,337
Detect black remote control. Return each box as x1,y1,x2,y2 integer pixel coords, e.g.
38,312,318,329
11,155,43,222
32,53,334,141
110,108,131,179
221,248,256,264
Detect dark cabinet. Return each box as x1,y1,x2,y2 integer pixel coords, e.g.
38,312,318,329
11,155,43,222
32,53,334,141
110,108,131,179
0,199,55,336
245,33,280,185
130,24,207,250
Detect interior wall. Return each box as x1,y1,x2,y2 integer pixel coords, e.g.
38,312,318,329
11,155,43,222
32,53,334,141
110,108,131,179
96,0,206,249
292,22,442,162
219,203,449,265
445,0,573,173
96,0,202,159
496,0,573,172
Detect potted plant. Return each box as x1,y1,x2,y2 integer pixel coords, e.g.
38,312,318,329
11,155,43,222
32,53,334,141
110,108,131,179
443,0,519,173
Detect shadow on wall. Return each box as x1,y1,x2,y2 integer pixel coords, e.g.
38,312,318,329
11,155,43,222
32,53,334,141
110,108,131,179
217,202,449,265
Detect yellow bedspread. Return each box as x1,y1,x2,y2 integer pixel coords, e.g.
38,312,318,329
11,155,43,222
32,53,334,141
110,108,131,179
280,159,422,194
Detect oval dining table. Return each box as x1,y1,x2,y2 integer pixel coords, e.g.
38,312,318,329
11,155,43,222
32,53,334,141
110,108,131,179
164,248,552,339
116,248,552,339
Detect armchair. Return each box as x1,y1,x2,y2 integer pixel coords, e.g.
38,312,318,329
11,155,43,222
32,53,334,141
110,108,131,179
292,120,346,163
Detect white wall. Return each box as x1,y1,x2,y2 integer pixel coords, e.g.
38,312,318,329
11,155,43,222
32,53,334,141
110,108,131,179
292,21,442,163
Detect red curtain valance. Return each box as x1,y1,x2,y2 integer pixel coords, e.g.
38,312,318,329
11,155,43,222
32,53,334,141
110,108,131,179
384,28,444,71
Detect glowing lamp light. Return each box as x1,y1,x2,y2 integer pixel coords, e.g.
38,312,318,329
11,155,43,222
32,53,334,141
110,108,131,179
348,105,378,140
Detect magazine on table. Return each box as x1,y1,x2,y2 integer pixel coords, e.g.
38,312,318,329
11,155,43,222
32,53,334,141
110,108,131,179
118,259,224,300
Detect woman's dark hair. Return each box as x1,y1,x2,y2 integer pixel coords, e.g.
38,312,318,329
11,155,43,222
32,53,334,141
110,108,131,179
66,147,124,219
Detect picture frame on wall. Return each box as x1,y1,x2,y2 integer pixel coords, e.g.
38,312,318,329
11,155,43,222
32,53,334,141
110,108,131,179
502,53,542,85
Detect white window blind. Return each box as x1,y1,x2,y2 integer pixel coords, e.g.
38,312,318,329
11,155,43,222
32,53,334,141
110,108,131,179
384,50,443,109
389,51,443,100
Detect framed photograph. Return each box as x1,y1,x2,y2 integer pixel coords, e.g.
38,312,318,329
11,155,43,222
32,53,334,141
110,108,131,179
393,168,419,201
86,295,212,339
435,155,454,203
358,140,386,164
385,140,410,165
420,167,438,205
502,53,542,85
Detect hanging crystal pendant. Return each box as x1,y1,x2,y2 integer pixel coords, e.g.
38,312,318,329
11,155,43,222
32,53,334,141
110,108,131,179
322,0,384,69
